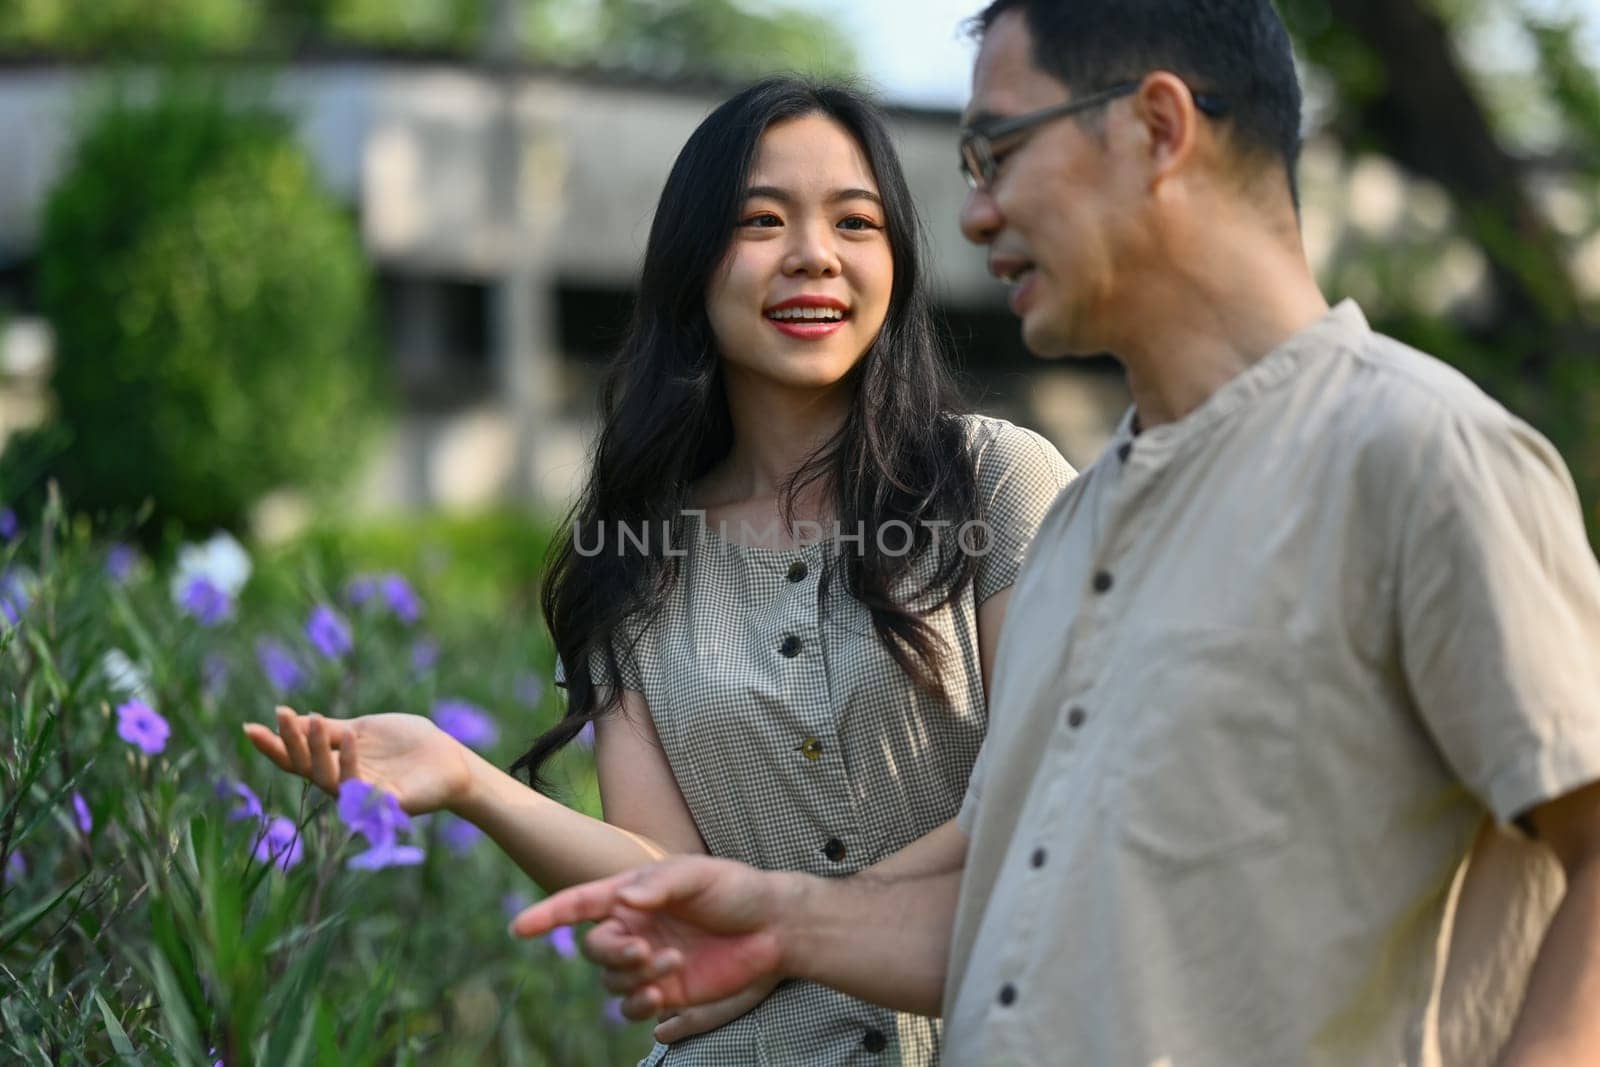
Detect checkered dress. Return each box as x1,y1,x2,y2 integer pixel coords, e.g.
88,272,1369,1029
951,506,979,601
566,415,1074,1066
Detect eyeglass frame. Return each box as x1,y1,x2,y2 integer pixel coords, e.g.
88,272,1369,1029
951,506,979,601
958,79,1231,190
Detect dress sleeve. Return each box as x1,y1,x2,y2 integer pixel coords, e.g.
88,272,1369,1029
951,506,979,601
552,621,647,694
1397,403,1600,825
970,419,1077,604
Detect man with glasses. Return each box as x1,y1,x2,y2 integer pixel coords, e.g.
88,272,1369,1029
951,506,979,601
512,2,1600,1062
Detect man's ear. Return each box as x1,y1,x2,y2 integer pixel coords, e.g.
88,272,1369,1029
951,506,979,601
1131,71,1202,188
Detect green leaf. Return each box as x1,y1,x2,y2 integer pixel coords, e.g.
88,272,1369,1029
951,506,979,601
95,991,147,1065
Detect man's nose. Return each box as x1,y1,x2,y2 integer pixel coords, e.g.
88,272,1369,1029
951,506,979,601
959,185,1002,246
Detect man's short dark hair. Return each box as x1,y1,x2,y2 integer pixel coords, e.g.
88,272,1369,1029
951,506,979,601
973,0,1304,207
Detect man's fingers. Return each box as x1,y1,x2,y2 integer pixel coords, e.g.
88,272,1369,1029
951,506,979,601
508,875,634,938
584,919,650,967
242,723,294,773
620,985,665,1021
614,859,715,912
275,706,313,774
306,714,340,793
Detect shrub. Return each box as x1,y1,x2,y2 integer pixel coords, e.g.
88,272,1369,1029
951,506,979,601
0,503,645,1064
30,80,384,531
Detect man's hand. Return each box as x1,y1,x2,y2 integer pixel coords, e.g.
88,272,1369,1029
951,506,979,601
652,975,783,1044
508,856,797,1020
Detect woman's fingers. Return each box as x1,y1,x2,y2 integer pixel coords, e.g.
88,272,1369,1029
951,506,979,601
275,706,313,774
242,723,293,773
306,714,340,793
339,727,363,784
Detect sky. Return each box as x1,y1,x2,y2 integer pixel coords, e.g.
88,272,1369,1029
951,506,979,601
799,0,1600,111
803,0,985,110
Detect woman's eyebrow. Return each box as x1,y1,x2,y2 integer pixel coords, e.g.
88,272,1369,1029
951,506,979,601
744,185,884,207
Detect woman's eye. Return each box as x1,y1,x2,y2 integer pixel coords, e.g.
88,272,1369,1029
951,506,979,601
839,216,882,232
741,213,781,228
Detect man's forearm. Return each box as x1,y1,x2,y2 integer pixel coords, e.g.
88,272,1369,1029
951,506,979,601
774,866,963,1016
1499,854,1600,1065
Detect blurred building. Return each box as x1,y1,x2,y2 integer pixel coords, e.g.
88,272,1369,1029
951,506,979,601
0,55,1131,514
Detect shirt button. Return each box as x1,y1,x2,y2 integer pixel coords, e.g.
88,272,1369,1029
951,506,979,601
797,737,824,761
862,1029,888,1053
1067,706,1087,729
787,560,808,583
1092,570,1114,594
998,983,1017,1007
822,837,847,863
779,634,802,658
1030,848,1047,869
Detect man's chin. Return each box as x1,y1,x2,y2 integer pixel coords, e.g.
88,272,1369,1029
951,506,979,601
1018,315,1079,360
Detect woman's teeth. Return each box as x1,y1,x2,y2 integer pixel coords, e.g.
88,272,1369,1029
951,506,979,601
767,307,845,322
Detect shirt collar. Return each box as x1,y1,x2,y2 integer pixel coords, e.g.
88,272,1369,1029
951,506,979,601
1109,299,1369,457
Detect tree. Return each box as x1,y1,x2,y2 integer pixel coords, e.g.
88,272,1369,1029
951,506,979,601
1284,0,1600,542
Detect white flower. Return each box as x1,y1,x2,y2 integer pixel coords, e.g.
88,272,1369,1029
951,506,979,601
100,648,155,705
169,531,252,606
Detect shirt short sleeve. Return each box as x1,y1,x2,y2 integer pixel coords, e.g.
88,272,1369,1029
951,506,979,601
969,418,1077,604
1398,404,1600,825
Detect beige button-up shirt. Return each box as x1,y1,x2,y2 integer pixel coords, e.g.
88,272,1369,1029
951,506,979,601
946,302,1600,1065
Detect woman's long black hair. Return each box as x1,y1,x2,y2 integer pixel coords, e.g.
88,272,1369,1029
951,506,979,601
512,76,983,790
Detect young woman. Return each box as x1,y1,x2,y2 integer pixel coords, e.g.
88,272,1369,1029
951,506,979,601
246,77,1073,1064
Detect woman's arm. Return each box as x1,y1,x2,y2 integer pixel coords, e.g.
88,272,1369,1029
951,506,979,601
452,688,706,890
247,689,705,894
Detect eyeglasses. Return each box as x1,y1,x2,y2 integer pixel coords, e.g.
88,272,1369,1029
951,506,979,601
958,80,1230,190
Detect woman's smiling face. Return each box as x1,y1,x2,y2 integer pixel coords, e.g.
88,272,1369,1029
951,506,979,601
705,113,894,393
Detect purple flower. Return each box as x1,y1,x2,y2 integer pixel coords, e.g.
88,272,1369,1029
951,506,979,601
0,571,30,626
576,721,595,749
105,544,139,583
515,673,545,708
116,700,170,755
502,891,531,919
72,792,92,835
337,781,426,870
439,815,484,855
253,816,303,871
432,700,499,750
215,779,264,824
548,925,579,959
347,841,426,870
305,605,352,660
4,851,26,885
256,639,304,694
380,574,422,624
344,574,380,606
410,638,439,675
0,507,18,541
178,576,233,627
337,780,411,844
202,653,230,699
603,998,628,1027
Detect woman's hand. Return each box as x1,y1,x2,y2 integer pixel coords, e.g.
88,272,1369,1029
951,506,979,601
244,706,474,816
652,975,782,1044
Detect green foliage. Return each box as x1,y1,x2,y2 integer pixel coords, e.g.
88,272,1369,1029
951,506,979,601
0,0,261,53
524,0,857,80
30,82,384,532
0,501,642,1065
0,0,858,82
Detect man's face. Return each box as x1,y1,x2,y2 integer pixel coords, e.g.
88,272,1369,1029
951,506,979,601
960,10,1139,358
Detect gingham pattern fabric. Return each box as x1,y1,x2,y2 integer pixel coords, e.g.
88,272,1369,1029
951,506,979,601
561,415,1074,1066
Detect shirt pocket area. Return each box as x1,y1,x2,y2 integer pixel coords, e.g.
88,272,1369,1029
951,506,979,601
1099,627,1301,869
